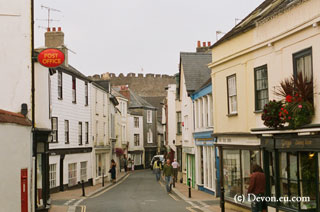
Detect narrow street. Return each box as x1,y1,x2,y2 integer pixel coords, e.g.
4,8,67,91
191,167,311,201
82,170,189,212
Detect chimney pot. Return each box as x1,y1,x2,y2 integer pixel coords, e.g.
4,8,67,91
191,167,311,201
197,41,201,48
203,42,206,47
208,41,211,46
58,27,61,31
52,27,56,32
47,27,50,32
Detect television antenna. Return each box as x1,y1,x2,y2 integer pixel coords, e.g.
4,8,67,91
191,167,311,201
40,5,61,28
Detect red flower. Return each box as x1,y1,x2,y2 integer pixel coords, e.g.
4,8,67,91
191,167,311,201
281,108,284,111
286,95,292,103
288,116,291,120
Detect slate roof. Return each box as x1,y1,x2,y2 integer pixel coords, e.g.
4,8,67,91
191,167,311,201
211,0,303,48
180,52,212,94
142,96,164,119
55,64,90,82
113,87,156,110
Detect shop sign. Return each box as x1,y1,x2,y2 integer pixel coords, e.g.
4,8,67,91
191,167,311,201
182,147,194,154
38,48,65,68
195,138,215,146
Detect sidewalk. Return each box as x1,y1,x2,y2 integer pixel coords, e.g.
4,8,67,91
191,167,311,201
171,181,240,212
49,171,128,212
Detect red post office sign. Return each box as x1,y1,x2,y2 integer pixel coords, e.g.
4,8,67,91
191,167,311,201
38,48,65,68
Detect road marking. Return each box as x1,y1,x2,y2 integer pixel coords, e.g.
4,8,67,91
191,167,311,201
90,174,130,198
186,207,197,212
73,197,85,206
67,206,76,212
64,199,76,205
80,205,86,212
169,193,179,201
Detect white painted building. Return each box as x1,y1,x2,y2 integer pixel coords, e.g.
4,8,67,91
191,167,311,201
90,82,111,185
0,1,34,211
165,84,177,153
45,29,93,192
127,114,144,168
178,50,212,188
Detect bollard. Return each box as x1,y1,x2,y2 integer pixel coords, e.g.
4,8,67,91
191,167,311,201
102,171,105,187
81,180,85,197
188,178,191,198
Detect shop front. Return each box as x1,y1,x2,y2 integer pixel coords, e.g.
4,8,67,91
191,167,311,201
183,146,196,188
260,134,320,212
215,135,261,211
194,131,217,195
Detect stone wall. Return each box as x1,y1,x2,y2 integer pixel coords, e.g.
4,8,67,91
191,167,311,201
89,72,176,97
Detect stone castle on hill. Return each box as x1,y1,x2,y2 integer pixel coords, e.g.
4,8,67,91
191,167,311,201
90,72,176,97
89,72,176,121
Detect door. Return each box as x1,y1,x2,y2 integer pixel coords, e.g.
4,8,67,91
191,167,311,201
21,169,28,212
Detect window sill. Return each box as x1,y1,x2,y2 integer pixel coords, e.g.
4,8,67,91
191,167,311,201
254,110,263,114
227,113,238,117
79,143,83,146
49,141,58,144
176,133,182,135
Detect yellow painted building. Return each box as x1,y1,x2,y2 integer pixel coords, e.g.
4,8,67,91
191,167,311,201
209,0,320,211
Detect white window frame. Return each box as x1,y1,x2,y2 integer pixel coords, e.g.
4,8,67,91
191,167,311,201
65,120,69,143
49,164,57,188
78,122,82,145
72,77,76,103
227,75,237,114
147,110,152,123
52,117,58,142
147,129,153,143
80,161,87,182
134,134,140,146
85,122,89,144
68,163,77,186
134,117,139,128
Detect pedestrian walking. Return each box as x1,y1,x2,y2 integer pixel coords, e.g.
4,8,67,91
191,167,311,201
131,159,135,171
248,164,266,212
163,159,174,193
171,159,180,183
153,158,162,181
123,154,128,172
128,158,132,171
109,159,117,183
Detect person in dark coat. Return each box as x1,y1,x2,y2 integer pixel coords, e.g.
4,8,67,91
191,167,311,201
248,164,266,212
109,159,117,183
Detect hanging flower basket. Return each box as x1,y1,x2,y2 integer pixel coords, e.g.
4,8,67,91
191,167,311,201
115,148,124,157
262,73,314,129
262,100,285,129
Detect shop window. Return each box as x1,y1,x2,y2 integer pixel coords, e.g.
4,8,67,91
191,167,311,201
223,150,241,198
80,161,87,182
49,164,56,189
279,152,317,210
300,152,316,209
268,152,276,198
242,150,261,201
68,163,77,186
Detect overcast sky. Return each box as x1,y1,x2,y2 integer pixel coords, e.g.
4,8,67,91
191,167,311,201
35,0,264,76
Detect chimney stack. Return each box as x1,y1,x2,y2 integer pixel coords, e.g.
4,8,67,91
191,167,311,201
45,27,64,48
196,41,211,53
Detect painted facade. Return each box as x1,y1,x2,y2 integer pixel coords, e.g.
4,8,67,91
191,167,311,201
91,83,111,185
209,0,320,211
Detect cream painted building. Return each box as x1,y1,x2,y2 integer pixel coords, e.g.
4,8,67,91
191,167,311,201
209,0,320,211
90,82,111,185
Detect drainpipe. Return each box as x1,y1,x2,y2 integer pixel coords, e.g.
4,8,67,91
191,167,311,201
31,0,37,210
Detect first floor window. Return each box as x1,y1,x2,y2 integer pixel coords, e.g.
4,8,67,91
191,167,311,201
147,129,153,143
80,161,87,182
78,122,82,145
254,65,269,111
72,77,76,103
177,112,182,134
51,117,58,142
134,134,140,146
85,122,89,144
49,164,57,189
227,75,237,114
134,117,139,128
68,163,77,186
65,120,69,143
